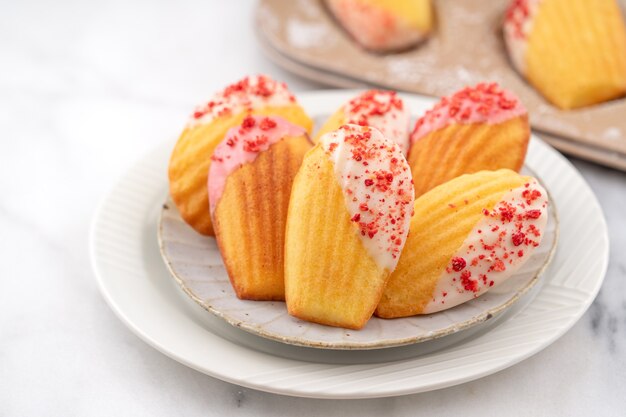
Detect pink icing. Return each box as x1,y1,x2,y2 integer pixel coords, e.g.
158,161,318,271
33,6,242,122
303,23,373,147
188,75,296,128
319,124,415,271
207,115,306,214
411,82,527,142
326,0,428,51
422,179,548,314
343,90,411,154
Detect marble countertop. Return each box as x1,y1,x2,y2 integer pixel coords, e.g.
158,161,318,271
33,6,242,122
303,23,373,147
1,1,624,415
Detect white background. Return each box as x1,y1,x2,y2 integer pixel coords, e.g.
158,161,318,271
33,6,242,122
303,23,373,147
1,1,625,415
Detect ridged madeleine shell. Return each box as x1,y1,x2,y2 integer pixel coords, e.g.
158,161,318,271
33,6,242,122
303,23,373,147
409,116,529,197
525,0,626,109
313,107,346,144
285,146,388,330
168,105,313,236
212,135,311,301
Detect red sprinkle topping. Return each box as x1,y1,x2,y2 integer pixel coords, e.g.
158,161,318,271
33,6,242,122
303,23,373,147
259,117,277,130
522,189,542,205
345,90,403,128
242,116,256,129
411,82,524,142
451,257,467,272
492,259,506,272
505,0,533,40
525,209,542,219
512,231,526,246
460,270,479,292
189,75,296,122
440,181,547,301
243,135,269,153
322,124,414,263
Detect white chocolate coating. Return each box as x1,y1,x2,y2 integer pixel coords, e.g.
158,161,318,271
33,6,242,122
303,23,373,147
503,0,542,75
423,180,548,314
187,75,296,128
320,124,414,271
343,90,411,154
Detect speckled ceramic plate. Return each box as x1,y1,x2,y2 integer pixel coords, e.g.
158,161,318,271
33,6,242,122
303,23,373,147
91,91,607,398
156,91,558,350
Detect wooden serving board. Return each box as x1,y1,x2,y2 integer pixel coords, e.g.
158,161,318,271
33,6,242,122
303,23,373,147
256,0,626,171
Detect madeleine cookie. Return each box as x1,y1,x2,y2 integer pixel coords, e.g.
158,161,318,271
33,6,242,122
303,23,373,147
168,75,313,235
208,116,311,300
315,90,411,154
503,0,626,109
376,169,548,318
409,82,529,197
326,0,434,52
285,124,414,329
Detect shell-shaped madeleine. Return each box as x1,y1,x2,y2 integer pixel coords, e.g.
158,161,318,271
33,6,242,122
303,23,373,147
409,82,529,197
168,75,313,236
209,116,311,301
325,0,433,52
504,0,626,109
376,169,549,318
314,90,411,154
285,125,414,329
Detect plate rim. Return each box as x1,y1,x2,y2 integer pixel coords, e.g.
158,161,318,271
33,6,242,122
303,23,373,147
90,89,609,398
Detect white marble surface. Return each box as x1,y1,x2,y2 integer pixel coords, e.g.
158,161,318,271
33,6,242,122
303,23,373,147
1,0,625,415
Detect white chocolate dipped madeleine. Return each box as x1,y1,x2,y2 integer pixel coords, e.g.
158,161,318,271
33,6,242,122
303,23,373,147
376,169,548,318
503,0,626,109
315,90,411,154
285,124,414,329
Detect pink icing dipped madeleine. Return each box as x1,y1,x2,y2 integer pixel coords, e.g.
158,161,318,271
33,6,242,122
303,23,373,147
285,124,415,329
315,90,411,154
408,82,530,197
169,74,313,236
376,169,548,318
325,0,434,52
208,115,311,301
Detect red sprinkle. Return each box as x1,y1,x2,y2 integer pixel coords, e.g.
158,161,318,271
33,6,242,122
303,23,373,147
525,209,542,219
460,270,479,292
241,116,256,129
411,82,522,142
259,117,277,130
512,232,526,246
451,257,467,272
243,134,269,152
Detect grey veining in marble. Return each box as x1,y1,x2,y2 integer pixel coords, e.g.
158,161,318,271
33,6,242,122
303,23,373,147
1,1,624,416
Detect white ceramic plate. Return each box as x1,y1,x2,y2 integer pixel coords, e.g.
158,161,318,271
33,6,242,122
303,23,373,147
158,176,558,350
91,90,608,398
